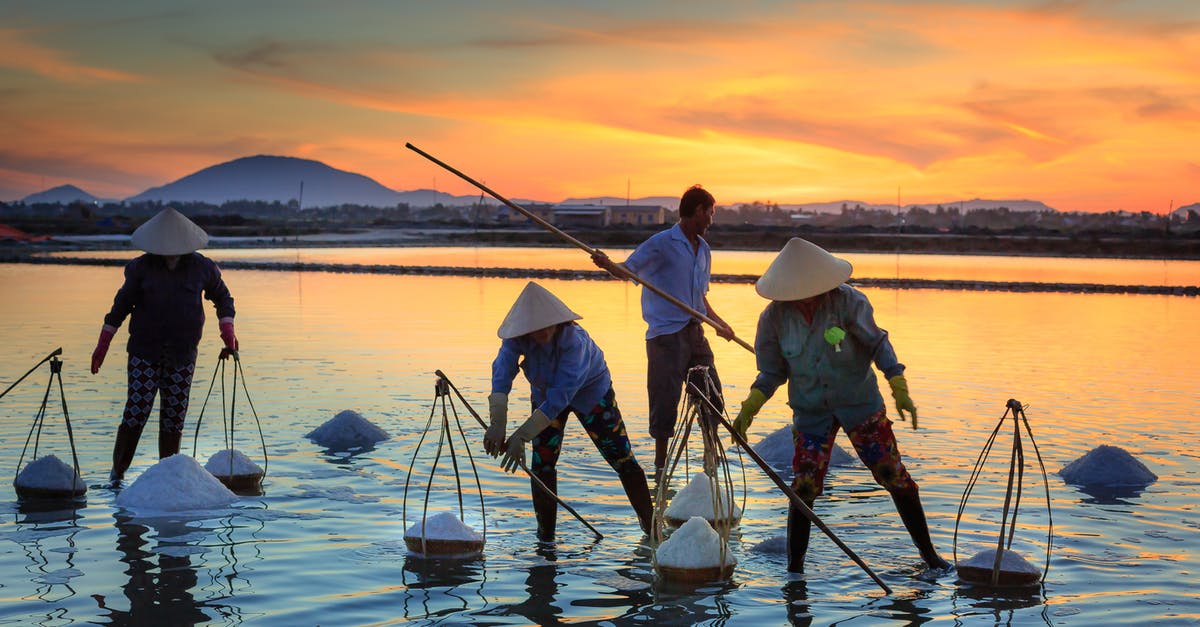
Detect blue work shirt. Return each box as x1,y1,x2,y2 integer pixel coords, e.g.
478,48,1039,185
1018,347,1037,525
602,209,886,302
622,223,710,339
491,323,612,418
751,284,905,435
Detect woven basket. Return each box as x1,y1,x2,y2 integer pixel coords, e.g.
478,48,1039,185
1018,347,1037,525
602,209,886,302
403,536,485,557
14,484,86,500
212,472,264,492
956,563,1041,587
656,562,735,584
664,514,740,528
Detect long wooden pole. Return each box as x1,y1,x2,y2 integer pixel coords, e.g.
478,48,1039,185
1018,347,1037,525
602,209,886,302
435,370,604,540
406,143,755,354
687,382,893,594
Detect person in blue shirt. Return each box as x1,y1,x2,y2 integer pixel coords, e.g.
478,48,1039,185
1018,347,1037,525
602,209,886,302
484,282,653,541
732,238,949,573
591,185,735,473
90,208,239,488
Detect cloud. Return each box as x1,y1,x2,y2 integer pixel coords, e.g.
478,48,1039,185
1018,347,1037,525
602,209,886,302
0,28,143,83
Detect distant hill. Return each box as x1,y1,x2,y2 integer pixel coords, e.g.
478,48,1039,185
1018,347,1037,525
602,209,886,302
126,155,408,208
23,184,107,205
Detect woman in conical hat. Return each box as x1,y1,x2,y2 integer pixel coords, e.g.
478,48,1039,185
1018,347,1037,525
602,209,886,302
484,281,653,541
730,238,950,573
89,207,240,488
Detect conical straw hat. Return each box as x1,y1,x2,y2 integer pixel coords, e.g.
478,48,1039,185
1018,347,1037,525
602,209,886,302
130,207,209,255
755,238,852,301
497,282,582,339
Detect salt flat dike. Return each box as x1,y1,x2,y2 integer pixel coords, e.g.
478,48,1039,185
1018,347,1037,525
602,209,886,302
6,253,1198,296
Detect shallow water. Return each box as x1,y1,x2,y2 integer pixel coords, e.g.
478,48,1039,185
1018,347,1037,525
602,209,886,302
1,253,1199,626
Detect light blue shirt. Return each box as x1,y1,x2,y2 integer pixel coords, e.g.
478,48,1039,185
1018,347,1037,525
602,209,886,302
491,323,612,418
751,285,905,434
622,223,711,339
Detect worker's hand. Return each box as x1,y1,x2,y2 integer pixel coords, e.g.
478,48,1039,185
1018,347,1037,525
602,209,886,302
500,409,552,473
888,375,918,423
714,321,736,341
732,388,767,439
218,318,238,351
91,325,117,374
484,392,508,457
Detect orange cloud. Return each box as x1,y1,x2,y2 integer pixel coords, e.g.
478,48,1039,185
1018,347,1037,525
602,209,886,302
0,28,143,83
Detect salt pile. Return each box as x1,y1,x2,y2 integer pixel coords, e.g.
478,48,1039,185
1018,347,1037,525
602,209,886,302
957,548,1041,586
663,472,742,526
115,454,238,512
15,455,86,493
306,409,390,450
749,535,788,554
656,516,736,582
404,511,484,557
1059,445,1157,487
752,426,855,467
204,449,263,477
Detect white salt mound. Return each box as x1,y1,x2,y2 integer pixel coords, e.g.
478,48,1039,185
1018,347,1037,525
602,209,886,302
404,511,482,541
664,472,742,522
115,454,238,512
204,449,263,477
1059,445,1157,487
961,548,1040,575
657,517,736,568
15,455,86,491
749,535,788,554
752,426,854,467
306,410,390,449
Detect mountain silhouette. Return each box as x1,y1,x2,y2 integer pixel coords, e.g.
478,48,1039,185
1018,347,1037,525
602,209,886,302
22,184,106,205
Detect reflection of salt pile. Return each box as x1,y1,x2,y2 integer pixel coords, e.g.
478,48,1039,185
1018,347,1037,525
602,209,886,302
664,472,742,526
1059,445,1157,487
204,449,265,491
957,548,1041,586
656,516,736,582
306,410,390,450
404,511,484,557
752,426,854,468
15,455,86,498
116,454,237,512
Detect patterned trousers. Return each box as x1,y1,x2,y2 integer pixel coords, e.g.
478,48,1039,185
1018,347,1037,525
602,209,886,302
530,389,636,476
121,355,195,433
791,408,919,502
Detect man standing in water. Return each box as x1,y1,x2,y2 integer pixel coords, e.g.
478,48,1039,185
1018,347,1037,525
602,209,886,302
591,185,735,475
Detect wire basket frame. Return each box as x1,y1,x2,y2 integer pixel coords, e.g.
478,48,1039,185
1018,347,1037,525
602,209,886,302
7,349,86,500
190,350,269,490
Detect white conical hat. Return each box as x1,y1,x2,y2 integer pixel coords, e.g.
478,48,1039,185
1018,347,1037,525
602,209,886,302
497,282,582,339
130,207,209,255
755,237,852,301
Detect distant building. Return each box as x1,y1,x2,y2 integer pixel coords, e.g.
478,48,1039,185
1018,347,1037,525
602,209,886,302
499,201,666,227
609,204,667,226
553,204,610,228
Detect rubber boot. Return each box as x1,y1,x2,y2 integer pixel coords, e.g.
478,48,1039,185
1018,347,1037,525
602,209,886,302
108,422,144,487
653,437,669,475
787,501,814,573
531,470,558,542
616,460,654,535
891,490,951,570
159,428,183,459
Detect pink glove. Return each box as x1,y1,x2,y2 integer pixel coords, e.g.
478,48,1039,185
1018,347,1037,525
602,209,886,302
91,325,116,374
219,319,238,351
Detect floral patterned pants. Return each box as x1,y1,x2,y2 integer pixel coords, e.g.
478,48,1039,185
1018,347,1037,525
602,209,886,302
791,408,918,502
530,389,636,476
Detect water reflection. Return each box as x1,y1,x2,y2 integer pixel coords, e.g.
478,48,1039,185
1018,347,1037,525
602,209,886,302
951,583,1051,626
401,553,486,622
1066,483,1152,505
13,500,85,604
782,578,812,626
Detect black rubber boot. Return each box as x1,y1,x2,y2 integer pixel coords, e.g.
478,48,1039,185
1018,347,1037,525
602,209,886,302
109,422,144,487
653,437,669,474
531,470,558,542
787,502,814,573
891,490,951,570
616,461,654,535
158,428,182,459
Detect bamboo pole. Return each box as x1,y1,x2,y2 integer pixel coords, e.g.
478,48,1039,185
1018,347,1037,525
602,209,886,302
406,143,755,354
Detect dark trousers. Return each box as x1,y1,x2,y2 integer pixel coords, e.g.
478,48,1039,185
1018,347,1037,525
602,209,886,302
645,321,723,441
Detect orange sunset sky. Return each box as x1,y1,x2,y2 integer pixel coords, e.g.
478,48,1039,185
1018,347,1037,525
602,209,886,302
1,1,1197,212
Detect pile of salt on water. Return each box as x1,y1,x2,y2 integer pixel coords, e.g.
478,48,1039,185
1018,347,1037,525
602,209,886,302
957,547,1041,587
663,472,742,527
403,511,484,558
1059,445,1157,487
305,409,390,451
115,454,237,513
14,454,86,499
204,449,265,491
656,516,737,583
752,426,855,468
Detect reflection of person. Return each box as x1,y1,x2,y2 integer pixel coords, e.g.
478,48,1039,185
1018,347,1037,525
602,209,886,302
732,238,949,573
591,185,734,473
94,514,212,626
90,208,238,487
484,282,653,541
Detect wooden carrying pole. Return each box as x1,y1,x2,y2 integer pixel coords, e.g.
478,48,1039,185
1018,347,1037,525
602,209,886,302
687,381,894,594
406,143,755,354
435,370,604,540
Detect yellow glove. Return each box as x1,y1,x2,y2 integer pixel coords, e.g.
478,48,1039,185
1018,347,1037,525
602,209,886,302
501,409,552,473
483,393,508,457
732,388,767,440
888,375,918,423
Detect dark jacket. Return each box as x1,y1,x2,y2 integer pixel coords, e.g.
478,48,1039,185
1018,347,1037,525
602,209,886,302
102,253,235,365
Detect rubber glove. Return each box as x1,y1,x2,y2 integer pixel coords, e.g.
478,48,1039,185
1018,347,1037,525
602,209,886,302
732,388,768,440
501,409,551,473
91,325,117,374
218,318,238,351
483,393,508,457
888,375,918,423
